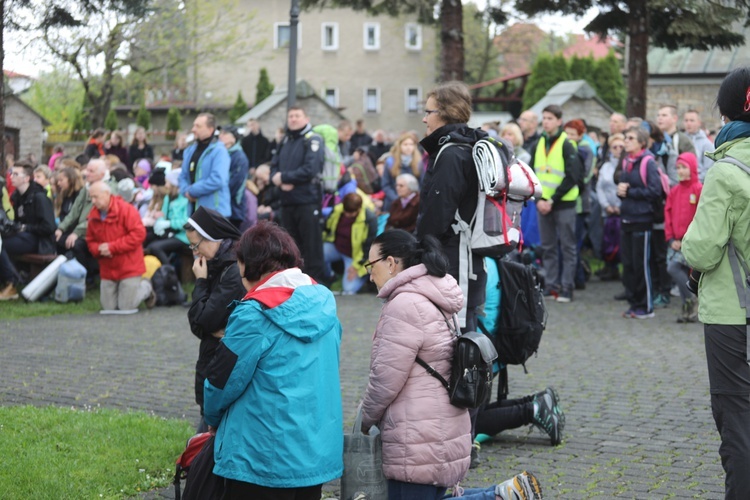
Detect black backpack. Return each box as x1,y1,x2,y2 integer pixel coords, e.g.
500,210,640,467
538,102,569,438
416,303,498,409
487,259,547,372
151,264,186,306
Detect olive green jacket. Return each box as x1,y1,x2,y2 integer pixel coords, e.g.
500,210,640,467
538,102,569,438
682,137,750,325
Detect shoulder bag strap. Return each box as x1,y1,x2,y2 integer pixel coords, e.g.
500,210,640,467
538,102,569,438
415,299,458,390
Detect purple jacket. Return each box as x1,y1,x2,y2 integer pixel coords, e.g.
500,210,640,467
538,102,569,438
361,264,471,487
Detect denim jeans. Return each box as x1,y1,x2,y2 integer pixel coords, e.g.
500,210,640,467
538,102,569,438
388,479,447,500
323,242,367,294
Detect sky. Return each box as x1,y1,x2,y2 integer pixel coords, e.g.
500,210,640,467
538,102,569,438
3,3,599,78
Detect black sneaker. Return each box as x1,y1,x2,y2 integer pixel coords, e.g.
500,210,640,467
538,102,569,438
533,388,564,446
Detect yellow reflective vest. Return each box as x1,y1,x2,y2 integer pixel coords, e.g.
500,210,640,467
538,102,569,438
535,131,579,202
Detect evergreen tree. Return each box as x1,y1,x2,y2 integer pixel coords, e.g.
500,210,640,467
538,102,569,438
136,103,151,131
104,109,119,131
551,53,572,83
592,50,626,113
522,54,557,109
166,107,182,139
229,92,248,123
256,68,274,104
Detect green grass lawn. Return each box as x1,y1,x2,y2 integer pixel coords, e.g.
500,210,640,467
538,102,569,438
3,283,195,321
0,405,195,499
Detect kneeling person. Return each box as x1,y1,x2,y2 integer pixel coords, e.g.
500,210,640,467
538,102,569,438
86,181,153,313
323,192,377,294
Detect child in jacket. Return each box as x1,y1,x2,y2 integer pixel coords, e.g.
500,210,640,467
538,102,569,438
664,152,702,322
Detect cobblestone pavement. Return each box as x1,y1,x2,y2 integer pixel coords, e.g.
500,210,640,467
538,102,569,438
0,279,724,498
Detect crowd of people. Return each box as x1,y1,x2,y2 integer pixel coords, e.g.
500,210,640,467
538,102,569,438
2,67,750,499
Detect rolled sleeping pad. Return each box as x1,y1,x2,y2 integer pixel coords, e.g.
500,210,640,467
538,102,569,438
21,255,68,302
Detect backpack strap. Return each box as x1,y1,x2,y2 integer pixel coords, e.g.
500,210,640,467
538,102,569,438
717,156,750,175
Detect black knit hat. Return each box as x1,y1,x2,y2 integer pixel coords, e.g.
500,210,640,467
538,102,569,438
149,167,166,187
220,125,241,143
187,206,241,241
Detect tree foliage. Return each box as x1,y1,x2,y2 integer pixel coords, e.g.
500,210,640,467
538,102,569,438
229,92,247,123
522,53,557,109
255,68,274,105
104,109,119,131
514,0,749,116
136,103,151,130
166,107,182,137
592,51,626,113
19,66,85,138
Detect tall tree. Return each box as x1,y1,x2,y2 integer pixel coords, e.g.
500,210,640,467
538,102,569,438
255,68,274,104
514,0,748,117
592,51,626,113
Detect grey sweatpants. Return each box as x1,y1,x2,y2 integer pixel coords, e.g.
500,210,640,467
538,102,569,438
537,206,577,290
100,277,152,311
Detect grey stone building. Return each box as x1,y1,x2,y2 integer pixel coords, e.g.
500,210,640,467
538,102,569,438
529,80,615,132
5,95,50,163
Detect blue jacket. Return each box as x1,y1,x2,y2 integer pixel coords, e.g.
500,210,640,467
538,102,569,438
203,268,343,487
179,140,231,216
227,143,250,222
619,150,662,227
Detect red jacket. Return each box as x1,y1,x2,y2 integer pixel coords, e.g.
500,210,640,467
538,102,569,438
665,152,702,242
86,195,146,281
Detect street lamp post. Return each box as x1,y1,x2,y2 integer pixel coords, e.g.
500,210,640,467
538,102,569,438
287,0,300,110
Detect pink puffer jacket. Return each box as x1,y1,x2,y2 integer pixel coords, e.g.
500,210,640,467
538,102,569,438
360,264,471,487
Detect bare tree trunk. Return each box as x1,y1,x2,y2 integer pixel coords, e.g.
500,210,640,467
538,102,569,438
440,0,464,82
626,0,649,118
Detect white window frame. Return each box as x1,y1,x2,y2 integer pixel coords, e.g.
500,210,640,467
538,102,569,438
323,87,339,108
274,22,302,49
321,22,339,51
363,22,380,50
405,23,422,51
405,87,422,113
364,87,381,114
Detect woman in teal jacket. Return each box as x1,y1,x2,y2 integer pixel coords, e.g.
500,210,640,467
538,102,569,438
682,66,750,498
203,221,343,499
146,170,190,264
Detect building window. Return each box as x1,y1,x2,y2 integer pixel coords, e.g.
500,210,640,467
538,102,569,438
324,88,339,107
405,87,421,113
364,88,380,113
363,22,380,50
405,23,422,50
321,23,339,51
275,22,302,49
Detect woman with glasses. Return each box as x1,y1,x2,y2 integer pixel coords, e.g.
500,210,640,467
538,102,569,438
616,127,663,319
595,133,625,281
183,206,245,431
359,229,471,500
682,66,750,497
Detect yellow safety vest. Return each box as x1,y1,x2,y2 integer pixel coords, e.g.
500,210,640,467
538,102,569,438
535,131,579,202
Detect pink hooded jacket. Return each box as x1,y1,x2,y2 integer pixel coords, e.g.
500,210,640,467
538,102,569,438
665,152,703,241
360,264,471,487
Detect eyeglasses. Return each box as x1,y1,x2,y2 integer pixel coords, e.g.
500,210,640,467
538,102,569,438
611,144,624,149
363,257,386,273
624,135,638,141
188,237,204,252
423,109,440,117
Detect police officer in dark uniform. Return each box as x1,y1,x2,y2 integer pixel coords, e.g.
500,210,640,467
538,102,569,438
270,106,326,282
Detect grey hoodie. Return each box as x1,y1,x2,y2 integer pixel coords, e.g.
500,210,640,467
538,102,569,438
686,129,715,182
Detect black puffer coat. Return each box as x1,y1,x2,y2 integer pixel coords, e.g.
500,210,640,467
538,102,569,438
10,181,56,254
187,238,246,413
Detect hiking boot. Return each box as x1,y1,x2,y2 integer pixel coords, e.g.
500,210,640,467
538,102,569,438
533,389,563,446
614,291,627,301
0,283,19,301
556,288,573,303
687,298,699,322
676,301,690,323
653,294,670,309
495,471,543,500
470,441,481,469
630,309,655,319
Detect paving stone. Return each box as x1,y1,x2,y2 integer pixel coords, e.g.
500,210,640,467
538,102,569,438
0,280,726,497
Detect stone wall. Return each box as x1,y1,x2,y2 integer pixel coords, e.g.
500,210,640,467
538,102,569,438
561,98,613,132
646,79,723,132
6,97,45,162
256,97,346,137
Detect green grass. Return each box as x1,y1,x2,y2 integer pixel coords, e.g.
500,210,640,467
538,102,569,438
3,282,195,321
0,405,194,499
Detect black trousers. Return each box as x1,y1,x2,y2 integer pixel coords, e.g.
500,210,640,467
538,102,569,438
704,324,750,499
146,237,188,265
621,229,653,311
280,203,325,283
650,228,671,295
57,232,98,278
476,396,534,436
224,480,322,500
